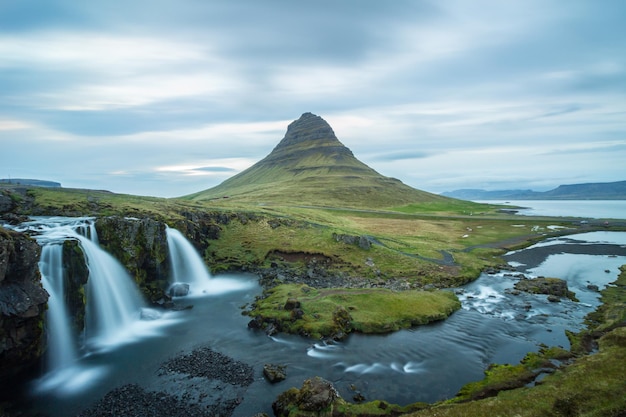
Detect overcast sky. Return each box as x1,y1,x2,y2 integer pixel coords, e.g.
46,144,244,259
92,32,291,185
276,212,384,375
1,1,625,198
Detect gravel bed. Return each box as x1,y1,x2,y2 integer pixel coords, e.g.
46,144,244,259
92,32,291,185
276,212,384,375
78,347,254,417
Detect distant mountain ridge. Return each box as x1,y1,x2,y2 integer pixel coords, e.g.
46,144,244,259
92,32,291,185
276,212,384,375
185,112,454,208
442,180,626,200
0,178,61,188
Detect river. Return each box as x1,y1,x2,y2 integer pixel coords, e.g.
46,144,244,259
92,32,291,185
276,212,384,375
6,212,626,416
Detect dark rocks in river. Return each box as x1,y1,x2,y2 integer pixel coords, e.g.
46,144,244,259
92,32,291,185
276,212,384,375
513,277,578,301
263,363,287,383
77,383,237,417
273,377,339,416
0,227,48,382
159,346,254,386
81,347,255,417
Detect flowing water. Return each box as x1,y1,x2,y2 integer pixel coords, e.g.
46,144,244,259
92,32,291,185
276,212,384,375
166,226,212,292
5,218,626,416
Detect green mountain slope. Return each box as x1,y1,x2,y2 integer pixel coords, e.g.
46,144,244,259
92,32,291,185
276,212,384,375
185,113,454,209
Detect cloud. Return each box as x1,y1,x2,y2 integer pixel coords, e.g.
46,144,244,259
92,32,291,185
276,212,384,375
1,1,625,197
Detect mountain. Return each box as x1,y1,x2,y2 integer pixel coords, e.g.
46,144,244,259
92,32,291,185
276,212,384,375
185,112,452,208
443,180,626,200
0,178,61,188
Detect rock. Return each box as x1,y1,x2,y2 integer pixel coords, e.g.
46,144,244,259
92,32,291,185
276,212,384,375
290,308,304,320
547,295,561,303
284,297,300,310
332,233,371,250
587,284,600,292
273,377,340,416
0,192,15,214
140,308,162,320
263,363,287,383
0,227,48,382
513,277,577,301
168,282,190,297
95,217,170,304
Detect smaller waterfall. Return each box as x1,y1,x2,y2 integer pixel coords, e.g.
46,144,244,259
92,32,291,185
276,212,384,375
166,227,212,295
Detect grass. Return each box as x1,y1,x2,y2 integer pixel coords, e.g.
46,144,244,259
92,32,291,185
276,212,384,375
248,284,461,339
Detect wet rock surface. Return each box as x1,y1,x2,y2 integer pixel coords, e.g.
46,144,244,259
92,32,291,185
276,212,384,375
158,346,254,385
0,227,48,382
263,363,287,383
80,347,254,417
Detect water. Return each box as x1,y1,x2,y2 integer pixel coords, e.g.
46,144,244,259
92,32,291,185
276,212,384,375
39,244,77,373
6,220,626,415
5,217,170,396
478,199,626,219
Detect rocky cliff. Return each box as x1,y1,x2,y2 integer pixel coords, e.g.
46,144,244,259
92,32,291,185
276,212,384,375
0,227,48,382
95,217,171,304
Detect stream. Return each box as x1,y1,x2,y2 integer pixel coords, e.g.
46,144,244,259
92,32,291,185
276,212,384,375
8,220,626,416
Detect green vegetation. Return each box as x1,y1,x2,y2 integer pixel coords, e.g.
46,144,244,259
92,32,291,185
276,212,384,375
248,284,461,339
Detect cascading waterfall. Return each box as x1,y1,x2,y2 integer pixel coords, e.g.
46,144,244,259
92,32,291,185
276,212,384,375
166,226,212,294
39,244,78,372
7,217,156,392
79,236,146,346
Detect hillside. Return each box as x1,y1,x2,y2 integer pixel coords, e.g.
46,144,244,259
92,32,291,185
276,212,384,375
443,180,626,200
185,113,455,208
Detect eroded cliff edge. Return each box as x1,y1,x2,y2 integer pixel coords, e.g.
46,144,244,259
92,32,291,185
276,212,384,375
0,227,48,382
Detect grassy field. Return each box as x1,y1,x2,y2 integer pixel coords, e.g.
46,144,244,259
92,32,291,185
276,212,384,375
247,283,461,338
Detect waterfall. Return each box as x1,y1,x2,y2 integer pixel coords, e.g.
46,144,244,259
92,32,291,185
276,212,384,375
79,236,146,346
39,244,78,371
4,217,177,394
11,217,148,348
166,226,212,295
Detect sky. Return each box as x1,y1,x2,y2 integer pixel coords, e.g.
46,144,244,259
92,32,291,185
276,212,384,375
1,0,625,198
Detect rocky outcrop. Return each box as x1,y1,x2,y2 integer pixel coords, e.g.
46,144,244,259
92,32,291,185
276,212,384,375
95,217,170,304
332,233,371,250
0,227,48,381
273,377,339,416
513,277,578,301
62,239,89,333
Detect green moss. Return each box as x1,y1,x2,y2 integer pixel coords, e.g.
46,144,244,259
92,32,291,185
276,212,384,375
249,284,460,339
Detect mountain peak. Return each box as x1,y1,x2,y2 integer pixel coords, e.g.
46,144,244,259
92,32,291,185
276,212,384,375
272,112,346,153
186,113,450,208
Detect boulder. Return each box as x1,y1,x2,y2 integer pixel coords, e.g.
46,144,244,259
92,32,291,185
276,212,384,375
284,297,300,310
263,363,287,383
332,233,371,250
168,282,190,297
273,377,339,416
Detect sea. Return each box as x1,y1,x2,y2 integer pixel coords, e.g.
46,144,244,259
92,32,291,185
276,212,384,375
477,200,626,219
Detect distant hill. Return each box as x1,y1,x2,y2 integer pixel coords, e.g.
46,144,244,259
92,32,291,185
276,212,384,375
184,112,455,208
442,180,626,200
0,178,61,188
